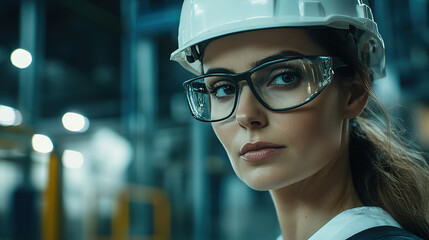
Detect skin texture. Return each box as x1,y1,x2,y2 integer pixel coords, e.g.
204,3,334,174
204,28,367,240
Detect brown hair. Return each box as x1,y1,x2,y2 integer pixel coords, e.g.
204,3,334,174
306,27,429,239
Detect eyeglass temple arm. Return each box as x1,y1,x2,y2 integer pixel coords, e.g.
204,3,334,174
333,57,349,69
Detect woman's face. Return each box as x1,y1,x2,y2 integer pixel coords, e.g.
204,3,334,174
204,28,351,191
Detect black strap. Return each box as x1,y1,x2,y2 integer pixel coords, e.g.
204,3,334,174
346,226,423,240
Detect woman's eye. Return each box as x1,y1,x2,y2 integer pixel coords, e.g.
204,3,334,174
208,82,235,99
269,69,301,87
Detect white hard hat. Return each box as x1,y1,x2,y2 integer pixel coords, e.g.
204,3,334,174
171,0,385,79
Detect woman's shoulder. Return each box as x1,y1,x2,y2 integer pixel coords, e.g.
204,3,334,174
346,226,423,240
275,227,422,240
275,207,423,240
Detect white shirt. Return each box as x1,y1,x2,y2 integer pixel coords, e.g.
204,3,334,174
276,206,401,240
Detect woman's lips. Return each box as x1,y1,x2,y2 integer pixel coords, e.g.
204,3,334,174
240,141,286,162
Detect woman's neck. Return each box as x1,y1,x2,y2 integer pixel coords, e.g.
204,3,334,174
269,151,363,240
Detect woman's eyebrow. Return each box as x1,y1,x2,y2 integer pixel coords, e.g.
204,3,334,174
252,50,304,68
204,50,304,74
205,67,235,75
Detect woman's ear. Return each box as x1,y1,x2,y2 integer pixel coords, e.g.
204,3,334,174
343,75,369,119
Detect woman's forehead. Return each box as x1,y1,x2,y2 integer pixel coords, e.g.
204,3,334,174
203,28,328,70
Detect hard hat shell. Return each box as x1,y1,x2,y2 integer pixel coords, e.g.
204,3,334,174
171,0,385,79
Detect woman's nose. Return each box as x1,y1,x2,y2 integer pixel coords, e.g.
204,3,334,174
235,86,268,129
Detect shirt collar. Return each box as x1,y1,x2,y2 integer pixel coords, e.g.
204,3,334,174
276,206,401,240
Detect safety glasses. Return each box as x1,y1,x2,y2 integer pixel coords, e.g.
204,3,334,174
183,56,346,122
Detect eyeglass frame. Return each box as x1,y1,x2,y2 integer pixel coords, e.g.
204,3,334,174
182,55,348,122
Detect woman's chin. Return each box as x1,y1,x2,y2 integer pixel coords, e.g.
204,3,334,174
238,170,295,191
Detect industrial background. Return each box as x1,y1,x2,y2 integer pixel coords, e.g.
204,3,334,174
0,0,428,240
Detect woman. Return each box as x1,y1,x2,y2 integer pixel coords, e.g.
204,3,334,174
171,0,429,239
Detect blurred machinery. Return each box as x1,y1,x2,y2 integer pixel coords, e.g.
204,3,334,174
0,124,58,240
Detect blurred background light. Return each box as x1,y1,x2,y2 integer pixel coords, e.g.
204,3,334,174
62,112,90,132
31,134,53,153
62,150,84,169
0,105,22,126
10,48,32,69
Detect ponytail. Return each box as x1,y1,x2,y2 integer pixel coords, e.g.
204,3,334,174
305,27,429,239
350,99,429,239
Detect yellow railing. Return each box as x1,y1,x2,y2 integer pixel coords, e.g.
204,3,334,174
40,148,171,240
42,152,60,240
111,184,171,240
